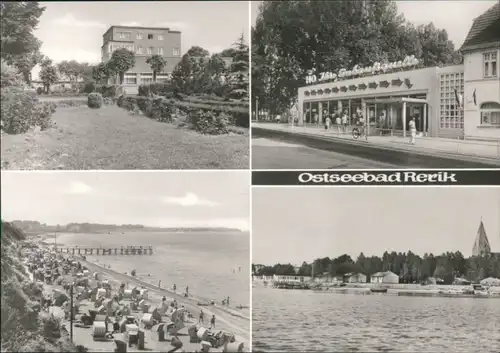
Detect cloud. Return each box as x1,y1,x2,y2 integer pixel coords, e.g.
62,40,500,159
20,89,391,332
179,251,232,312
65,182,93,195
162,192,219,207
52,14,107,29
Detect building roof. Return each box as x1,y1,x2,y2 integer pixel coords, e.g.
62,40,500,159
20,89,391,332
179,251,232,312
472,220,491,256
102,25,181,39
372,271,397,277
460,2,500,52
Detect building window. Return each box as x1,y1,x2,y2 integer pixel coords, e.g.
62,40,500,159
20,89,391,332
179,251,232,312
156,74,170,82
439,73,464,129
483,52,498,78
117,32,131,40
124,73,137,85
158,34,164,40
173,47,180,56
136,33,143,40
136,46,143,55
140,73,153,85
158,47,163,55
147,47,153,55
148,33,154,40
480,102,500,125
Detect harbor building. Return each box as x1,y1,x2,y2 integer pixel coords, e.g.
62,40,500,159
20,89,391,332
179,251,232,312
344,272,367,283
101,25,182,92
296,2,499,140
370,271,399,284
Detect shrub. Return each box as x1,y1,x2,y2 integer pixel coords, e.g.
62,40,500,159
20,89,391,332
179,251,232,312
101,84,121,98
0,60,23,88
103,97,113,105
87,93,103,109
138,84,150,97
83,81,95,94
117,94,125,108
36,87,43,95
1,87,57,134
150,97,172,123
189,110,229,135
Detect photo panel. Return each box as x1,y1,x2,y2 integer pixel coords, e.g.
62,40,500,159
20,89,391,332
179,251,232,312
1,171,250,352
1,1,250,171
251,1,500,169
252,186,500,352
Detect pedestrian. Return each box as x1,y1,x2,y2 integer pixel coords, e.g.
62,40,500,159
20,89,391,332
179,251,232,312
199,309,204,324
226,297,230,306
210,314,216,329
186,286,189,296
158,280,161,288
409,117,416,145
335,113,341,134
325,115,331,130
342,110,348,133
173,284,176,292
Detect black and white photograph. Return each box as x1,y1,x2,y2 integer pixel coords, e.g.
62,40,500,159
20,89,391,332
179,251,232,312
252,187,500,352
1,1,249,170
1,171,250,352
251,1,500,169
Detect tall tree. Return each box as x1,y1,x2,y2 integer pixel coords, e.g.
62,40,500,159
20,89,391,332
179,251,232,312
107,48,135,84
228,33,249,100
0,2,45,62
146,55,167,82
186,46,210,58
39,63,58,93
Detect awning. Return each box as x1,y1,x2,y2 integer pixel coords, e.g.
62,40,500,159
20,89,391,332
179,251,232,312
363,97,427,104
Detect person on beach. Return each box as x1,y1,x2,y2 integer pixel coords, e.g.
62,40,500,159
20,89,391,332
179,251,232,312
173,284,176,292
222,298,226,306
162,296,166,302
185,286,189,297
226,297,230,306
158,280,161,288
409,117,417,145
199,309,204,324
210,314,216,329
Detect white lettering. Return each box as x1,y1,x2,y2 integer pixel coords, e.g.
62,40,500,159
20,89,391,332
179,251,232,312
403,172,457,183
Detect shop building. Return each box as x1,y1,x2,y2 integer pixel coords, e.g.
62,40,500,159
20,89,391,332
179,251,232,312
297,3,499,140
298,62,464,138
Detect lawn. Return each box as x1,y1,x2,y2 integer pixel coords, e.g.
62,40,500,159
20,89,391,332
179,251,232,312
1,105,249,169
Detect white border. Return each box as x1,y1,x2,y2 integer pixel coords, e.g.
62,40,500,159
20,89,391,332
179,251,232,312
247,1,253,349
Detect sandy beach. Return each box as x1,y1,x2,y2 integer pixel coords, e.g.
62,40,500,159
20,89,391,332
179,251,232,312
27,240,249,352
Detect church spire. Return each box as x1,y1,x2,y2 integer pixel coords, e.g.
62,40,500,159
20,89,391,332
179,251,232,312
472,219,491,257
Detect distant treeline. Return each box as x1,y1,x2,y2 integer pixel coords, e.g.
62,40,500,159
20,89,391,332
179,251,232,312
10,220,242,234
253,251,500,284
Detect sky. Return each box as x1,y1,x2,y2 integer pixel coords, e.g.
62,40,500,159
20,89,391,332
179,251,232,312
31,1,249,78
252,187,500,265
1,171,249,231
251,0,498,49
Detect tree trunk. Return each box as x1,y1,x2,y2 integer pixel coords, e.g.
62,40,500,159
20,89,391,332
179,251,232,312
153,71,157,83
119,72,124,84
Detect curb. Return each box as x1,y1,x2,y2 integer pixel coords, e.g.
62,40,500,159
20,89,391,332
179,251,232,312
252,127,500,167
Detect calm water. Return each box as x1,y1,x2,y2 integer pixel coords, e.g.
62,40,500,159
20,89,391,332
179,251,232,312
55,231,250,311
253,287,500,352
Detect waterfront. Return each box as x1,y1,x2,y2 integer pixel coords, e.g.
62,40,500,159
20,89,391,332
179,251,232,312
53,230,250,315
252,287,500,352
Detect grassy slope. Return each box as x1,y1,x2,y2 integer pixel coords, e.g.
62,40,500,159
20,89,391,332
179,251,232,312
1,221,79,352
1,105,249,170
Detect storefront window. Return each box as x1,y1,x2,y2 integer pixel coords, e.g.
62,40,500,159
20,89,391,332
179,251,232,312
310,102,319,123
328,100,337,116
303,102,311,123
480,102,500,125
351,99,362,125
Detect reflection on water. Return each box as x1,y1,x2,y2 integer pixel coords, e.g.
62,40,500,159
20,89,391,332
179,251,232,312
252,287,500,352
55,231,249,309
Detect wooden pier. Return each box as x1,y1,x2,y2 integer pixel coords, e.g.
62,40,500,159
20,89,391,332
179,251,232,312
54,245,153,256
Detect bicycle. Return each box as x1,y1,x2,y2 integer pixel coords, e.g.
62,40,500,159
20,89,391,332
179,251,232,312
352,125,365,139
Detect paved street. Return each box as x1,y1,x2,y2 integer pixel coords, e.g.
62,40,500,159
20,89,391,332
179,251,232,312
252,137,397,169
252,126,500,169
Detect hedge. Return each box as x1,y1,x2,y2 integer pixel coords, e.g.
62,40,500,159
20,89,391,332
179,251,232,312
1,87,57,134
117,95,248,131
87,93,103,109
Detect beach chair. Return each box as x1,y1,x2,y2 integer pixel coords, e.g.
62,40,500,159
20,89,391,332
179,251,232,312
92,321,107,341
171,336,183,349
138,330,145,350
141,313,154,329
188,325,200,343
197,327,209,342
200,341,212,352
224,341,244,353
114,338,127,353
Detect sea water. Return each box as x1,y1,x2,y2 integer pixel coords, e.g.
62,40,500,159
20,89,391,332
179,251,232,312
253,287,500,352
55,231,249,313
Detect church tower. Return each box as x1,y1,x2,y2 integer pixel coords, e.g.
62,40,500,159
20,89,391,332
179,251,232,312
472,219,491,257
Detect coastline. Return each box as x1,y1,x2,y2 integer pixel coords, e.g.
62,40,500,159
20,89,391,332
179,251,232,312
35,241,249,352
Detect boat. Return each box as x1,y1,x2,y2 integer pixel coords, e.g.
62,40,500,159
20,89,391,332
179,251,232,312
370,287,388,293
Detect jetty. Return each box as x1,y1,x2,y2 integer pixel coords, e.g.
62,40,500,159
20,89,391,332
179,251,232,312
54,245,154,256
